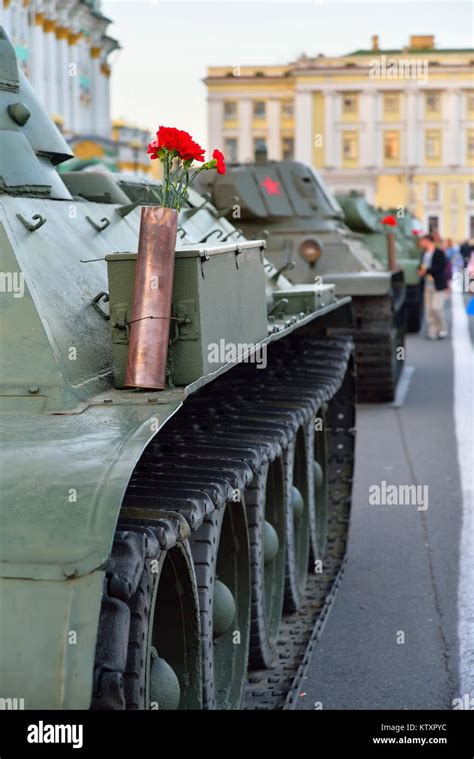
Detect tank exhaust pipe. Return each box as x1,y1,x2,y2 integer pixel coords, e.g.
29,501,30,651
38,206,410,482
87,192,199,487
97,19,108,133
125,206,178,389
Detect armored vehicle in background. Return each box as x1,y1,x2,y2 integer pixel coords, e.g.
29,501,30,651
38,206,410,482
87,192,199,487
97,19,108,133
0,28,356,712
200,154,406,404
337,191,423,333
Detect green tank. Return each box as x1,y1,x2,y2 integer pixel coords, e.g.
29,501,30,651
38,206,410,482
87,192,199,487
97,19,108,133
336,191,423,333
200,152,407,403
0,27,356,711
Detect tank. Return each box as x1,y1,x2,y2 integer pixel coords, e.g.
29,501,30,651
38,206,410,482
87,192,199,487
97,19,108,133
337,191,423,333
200,152,407,403
0,27,356,711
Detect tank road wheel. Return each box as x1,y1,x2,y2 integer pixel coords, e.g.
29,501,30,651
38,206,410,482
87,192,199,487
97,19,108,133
284,428,311,613
311,408,330,561
92,531,202,710
245,460,286,669
191,501,251,709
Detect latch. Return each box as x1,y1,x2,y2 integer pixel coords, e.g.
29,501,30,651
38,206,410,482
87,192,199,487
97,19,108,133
174,300,199,341
110,304,130,344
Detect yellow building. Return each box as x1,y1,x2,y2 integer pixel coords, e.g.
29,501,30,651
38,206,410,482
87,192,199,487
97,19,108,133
205,35,474,240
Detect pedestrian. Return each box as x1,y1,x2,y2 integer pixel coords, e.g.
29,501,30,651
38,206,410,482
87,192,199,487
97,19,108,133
460,239,474,268
418,234,448,339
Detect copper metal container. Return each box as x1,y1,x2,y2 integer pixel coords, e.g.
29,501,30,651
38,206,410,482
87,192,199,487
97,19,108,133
125,205,178,389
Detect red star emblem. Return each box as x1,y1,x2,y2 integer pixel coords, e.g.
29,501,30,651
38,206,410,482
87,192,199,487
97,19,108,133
261,176,281,196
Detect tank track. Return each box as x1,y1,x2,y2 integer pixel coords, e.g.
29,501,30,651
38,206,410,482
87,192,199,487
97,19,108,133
92,332,355,710
330,293,405,403
406,283,423,333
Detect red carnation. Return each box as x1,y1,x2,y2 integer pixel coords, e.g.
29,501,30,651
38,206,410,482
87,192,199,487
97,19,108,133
154,126,205,163
412,229,422,236
212,149,226,175
146,138,159,160
381,215,397,227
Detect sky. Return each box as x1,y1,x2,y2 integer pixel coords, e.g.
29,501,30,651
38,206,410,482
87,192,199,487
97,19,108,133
102,0,474,151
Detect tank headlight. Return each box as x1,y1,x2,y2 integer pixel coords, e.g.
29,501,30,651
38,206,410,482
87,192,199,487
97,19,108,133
299,239,322,265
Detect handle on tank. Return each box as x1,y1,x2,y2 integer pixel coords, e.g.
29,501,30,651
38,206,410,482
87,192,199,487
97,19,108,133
199,229,223,243
86,216,111,233
91,291,110,320
16,213,47,232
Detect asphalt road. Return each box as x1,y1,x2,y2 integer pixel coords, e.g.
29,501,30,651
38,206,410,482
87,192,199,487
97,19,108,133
297,299,470,710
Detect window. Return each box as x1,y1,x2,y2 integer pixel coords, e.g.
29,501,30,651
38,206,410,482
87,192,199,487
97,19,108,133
466,92,474,113
383,93,400,113
425,130,441,159
282,100,294,118
253,101,266,118
467,130,474,159
427,182,439,202
469,182,474,202
428,215,439,234
470,216,474,238
384,131,400,160
224,102,237,120
342,131,358,160
425,91,441,113
254,137,267,155
282,137,294,160
342,93,357,114
224,137,238,163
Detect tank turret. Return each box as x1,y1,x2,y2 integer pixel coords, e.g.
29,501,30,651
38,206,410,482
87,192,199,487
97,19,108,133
0,27,73,200
201,155,407,403
336,192,422,332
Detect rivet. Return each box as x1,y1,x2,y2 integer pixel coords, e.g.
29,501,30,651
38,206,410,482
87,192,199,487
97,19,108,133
28,386,39,394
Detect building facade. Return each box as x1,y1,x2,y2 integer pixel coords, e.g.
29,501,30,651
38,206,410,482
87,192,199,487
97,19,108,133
1,0,151,173
206,35,474,240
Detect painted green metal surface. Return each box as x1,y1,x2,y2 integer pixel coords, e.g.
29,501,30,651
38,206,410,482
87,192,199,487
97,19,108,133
336,193,422,286
200,158,395,296
0,572,104,709
106,241,268,387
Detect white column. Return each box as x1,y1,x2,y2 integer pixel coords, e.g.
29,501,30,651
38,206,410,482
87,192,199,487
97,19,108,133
360,90,376,167
372,92,383,169
267,99,281,160
445,89,461,166
90,45,102,134
100,63,111,138
294,89,313,165
208,97,224,152
68,32,80,132
238,98,253,163
2,0,12,37
405,88,419,166
29,8,45,103
43,19,58,114
57,27,70,126
323,91,337,167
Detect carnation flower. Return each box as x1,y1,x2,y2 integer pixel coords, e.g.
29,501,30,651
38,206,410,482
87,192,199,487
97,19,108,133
212,149,226,175
145,126,226,209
